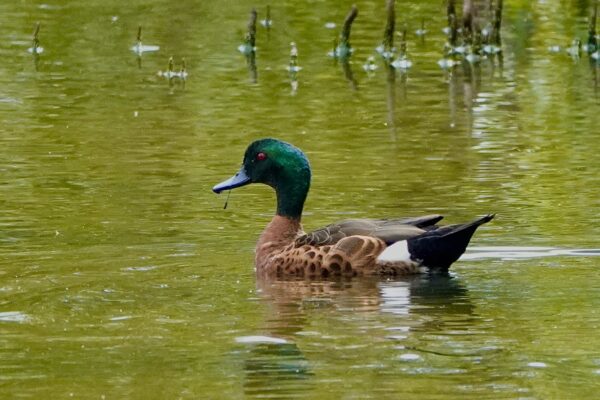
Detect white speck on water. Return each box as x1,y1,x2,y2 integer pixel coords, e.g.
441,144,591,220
133,111,139,117
123,266,156,272
111,16,119,22
131,44,160,54
27,46,44,54
324,22,336,29
235,335,288,344
399,353,420,361
109,315,132,321
39,4,60,9
527,362,547,368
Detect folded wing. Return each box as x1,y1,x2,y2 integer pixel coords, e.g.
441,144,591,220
295,214,444,246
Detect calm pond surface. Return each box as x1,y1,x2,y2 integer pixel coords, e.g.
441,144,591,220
1,0,600,398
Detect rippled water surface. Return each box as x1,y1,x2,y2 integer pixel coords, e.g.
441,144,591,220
1,0,600,398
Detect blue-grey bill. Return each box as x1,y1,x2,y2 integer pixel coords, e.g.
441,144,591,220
212,167,251,194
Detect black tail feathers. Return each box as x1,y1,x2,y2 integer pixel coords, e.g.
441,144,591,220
407,214,495,271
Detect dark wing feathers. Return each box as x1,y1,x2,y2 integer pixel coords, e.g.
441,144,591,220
296,215,444,246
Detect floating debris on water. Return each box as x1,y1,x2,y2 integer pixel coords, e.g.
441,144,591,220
330,5,358,60
328,37,354,58
158,57,188,79
415,19,427,37
527,362,548,368
481,23,492,38
239,9,257,55
566,39,581,58
362,56,378,72
377,0,396,60
109,315,132,322
390,29,411,70
436,0,503,69
391,57,412,70
287,42,301,94
131,43,160,54
465,52,480,64
111,16,119,23
375,44,395,60
438,58,458,69
482,44,502,55
123,265,157,272
286,42,302,72
131,26,159,55
324,22,336,29
27,22,44,54
449,45,467,56
547,45,561,53
399,353,421,361
260,5,272,28
332,44,353,59
466,31,483,64
237,40,255,55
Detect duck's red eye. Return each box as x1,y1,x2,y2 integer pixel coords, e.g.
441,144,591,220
256,152,267,161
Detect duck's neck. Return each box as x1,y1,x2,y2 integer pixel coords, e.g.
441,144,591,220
256,215,303,264
274,174,309,219
259,215,303,244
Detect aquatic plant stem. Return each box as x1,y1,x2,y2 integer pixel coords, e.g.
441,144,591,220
492,0,503,47
589,1,598,52
32,22,41,51
340,5,358,47
383,0,395,51
463,0,473,44
248,8,257,49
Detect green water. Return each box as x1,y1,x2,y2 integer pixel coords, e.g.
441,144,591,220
1,0,600,398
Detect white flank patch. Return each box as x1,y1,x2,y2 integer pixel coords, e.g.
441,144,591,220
377,240,412,263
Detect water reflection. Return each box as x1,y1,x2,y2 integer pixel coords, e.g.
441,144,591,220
340,59,357,90
237,275,474,397
245,51,257,84
255,274,475,327
240,337,314,399
385,63,409,140
462,246,600,260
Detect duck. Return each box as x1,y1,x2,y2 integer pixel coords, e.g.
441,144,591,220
212,139,494,278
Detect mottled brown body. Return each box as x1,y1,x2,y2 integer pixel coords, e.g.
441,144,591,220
255,216,424,278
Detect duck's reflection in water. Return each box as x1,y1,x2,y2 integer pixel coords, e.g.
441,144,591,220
239,275,473,397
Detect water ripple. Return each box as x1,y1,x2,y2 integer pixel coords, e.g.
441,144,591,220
461,246,600,261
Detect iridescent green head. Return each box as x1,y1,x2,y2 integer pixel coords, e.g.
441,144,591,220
213,138,311,219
